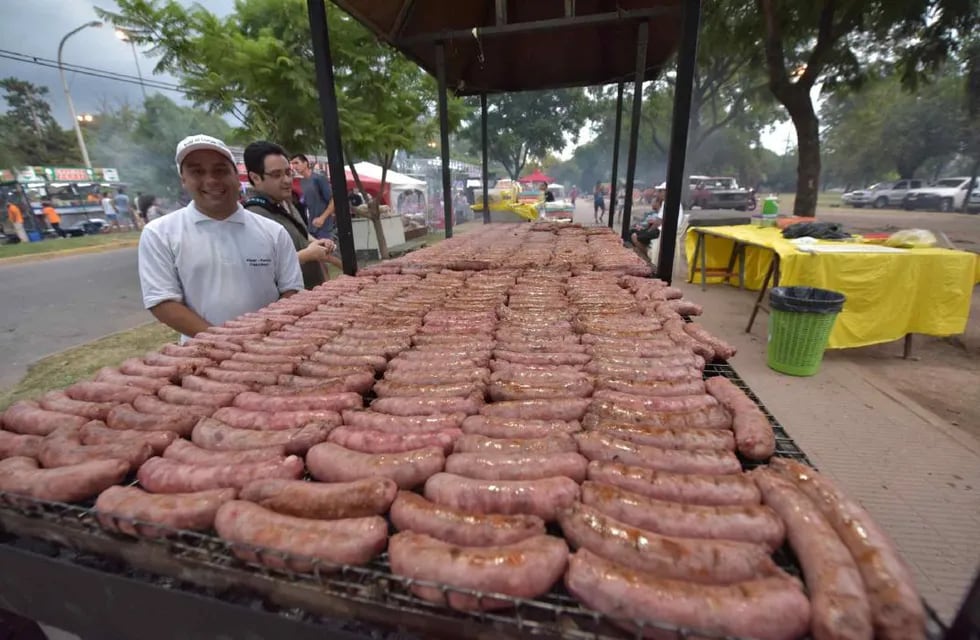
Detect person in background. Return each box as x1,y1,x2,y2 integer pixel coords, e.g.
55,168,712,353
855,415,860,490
41,201,66,238
570,185,578,206
541,182,555,203
145,195,164,222
593,181,606,224
243,140,334,289
138,134,303,340
136,192,154,225
290,153,342,270
5,200,28,243
101,190,120,231
114,187,138,229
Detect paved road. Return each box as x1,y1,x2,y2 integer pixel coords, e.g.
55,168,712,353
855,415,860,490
0,248,148,390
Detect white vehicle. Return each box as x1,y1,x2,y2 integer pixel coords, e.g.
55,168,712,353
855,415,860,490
966,188,980,214
904,177,978,212
841,179,924,208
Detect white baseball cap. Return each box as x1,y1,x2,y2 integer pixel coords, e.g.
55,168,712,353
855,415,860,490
175,134,236,172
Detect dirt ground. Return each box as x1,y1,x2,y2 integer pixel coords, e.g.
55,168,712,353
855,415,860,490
774,206,980,438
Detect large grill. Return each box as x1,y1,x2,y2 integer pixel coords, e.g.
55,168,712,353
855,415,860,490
0,360,948,640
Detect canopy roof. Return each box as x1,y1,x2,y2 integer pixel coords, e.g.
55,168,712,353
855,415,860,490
352,161,426,187
518,169,554,184
331,0,682,95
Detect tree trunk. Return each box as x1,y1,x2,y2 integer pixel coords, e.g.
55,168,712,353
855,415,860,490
370,204,390,259
784,91,820,216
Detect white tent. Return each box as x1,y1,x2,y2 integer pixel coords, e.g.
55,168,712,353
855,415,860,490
352,161,425,187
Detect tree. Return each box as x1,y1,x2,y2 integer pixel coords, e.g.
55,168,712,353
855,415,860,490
459,90,589,181
753,0,977,215
0,78,76,166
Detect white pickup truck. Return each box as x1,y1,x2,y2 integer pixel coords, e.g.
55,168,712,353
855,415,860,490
841,179,924,208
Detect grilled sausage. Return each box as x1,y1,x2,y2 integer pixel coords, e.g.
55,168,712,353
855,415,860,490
445,451,588,482
388,531,568,611
424,472,579,521
202,367,279,386
587,423,735,451
181,375,250,395
342,410,466,432
0,430,44,459
218,359,295,374
132,394,215,419
583,402,732,431
0,456,128,503
79,420,176,455
705,376,775,461
38,390,116,421
390,490,545,547
105,403,199,437
119,357,178,380
373,380,484,399
64,381,148,404
370,393,483,417
210,407,342,431
94,367,171,393
575,432,741,475
162,439,286,465
684,322,737,360
594,377,707,397
232,391,362,413
214,501,387,571
142,352,212,372
1,400,88,435
460,416,581,439
95,486,235,538
453,433,578,455
587,461,761,506
306,442,444,489
191,417,330,455
137,455,304,493
479,398,590,421
39,429,153,471
327,426,460,455
239,477,397,519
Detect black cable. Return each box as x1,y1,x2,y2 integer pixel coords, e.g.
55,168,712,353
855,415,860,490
0,49,184,93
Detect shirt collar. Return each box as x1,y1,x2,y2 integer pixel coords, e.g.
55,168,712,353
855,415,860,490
189,201,247,225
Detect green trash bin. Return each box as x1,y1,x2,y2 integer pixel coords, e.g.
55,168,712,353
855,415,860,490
767,286,845,376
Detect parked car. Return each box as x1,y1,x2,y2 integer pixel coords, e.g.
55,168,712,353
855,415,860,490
903,177,978,212
689,176,753,210
63,218,109,237
841,179,924,208
966,188,980,214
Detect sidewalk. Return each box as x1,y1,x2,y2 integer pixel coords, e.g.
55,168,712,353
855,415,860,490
674,269,979,623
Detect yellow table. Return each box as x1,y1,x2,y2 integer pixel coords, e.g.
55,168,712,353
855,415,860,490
685,225,980,349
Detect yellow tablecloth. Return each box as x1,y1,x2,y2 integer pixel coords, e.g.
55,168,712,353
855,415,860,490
685,225,980,349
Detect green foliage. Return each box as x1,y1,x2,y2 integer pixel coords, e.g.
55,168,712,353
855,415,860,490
0,78,77,166
86,95,234,199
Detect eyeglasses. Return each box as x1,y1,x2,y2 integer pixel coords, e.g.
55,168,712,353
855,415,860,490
264,170,291,180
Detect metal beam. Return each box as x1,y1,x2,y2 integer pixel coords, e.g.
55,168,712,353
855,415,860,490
656,0,702,283
481,93,490,225
436,42,453,238
620,22,648,243
564,0,575,17
388,0,416,39
495,0,507,25
608,82,624,229
397,8,674,45
307,0,356,275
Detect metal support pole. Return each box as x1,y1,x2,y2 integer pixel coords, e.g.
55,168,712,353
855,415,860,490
436,43,453,238
58,22,101,170
480,93,490,225
307,0,356,275
129,42,148,102
619,22,648,243
607,82,624,229
656,0,702,283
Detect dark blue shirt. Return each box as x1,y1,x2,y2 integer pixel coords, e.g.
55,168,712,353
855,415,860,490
300,173,335,239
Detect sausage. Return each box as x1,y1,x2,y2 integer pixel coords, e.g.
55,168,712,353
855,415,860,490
489,366,589,384
39,391,116,421
424,472,579,521
460,416,581,439
181,375,250,395
566,549,811,640
214,501,387,572
194,331,265,344
232,391,362,413
65,381,148,404
321,342,408,358
219,359,294,374
265,371,375,395
373,380,484,398
0,456,128,503
587,352,705,371
130,396,213,421
306,442,444,489
228,351,303,365
445,451,588,482
412,333,495,346
684,322,737,360
95,486,236,538
586,343,693,359
202,367,279,386
185,337,244,353
242,342,315,357
583,402,732,431
582,481,784,548
309,352,387,372
487,378,593,401
161,343,234,361
705,376,775,461
1,400,88,435
210,407,341,431
590,423,735,451
771,458,925,640
479,398,590,421
295,361,379,379
591,389,719,413
495,341,587,354
162,439,286,465
106,404,199,437
595,376,706,397
79,420,176,455
142,352,212,371
575,432,742,475
38,430,153,472
587,460,761,506
239,477,397,519
386,357,483,373
94,367,171,392
342,410,465,432
207,323,271,335
157,385,236,408
328,426,460,455
492,350,591,367
0,430,44,459
753,469,872,640
137,455,304,493
583,362,703,383
191,417,329,455
370,393,483,417
558,502,779,585
119,357,178,380
389,531,568,611
453,433,578,455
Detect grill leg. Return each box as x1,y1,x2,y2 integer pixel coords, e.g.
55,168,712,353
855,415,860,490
903,334,913,359
747,255,776,333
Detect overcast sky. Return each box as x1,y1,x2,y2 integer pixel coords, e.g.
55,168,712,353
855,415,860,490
0,0,794,156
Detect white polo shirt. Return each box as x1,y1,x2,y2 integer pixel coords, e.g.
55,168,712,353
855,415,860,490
138,202,303,338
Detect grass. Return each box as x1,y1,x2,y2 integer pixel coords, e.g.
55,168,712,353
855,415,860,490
0,322,177,410
0,231,141,260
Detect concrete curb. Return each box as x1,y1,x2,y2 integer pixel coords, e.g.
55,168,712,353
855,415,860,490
0,240,140,266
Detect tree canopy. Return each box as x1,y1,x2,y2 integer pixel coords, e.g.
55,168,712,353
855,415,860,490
0,78,76,167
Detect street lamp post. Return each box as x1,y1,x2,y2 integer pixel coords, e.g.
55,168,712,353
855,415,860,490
116,29,147,101
58,20,102,170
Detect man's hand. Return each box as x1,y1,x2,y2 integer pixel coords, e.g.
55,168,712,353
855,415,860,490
298,242,331,264
313,238,336,254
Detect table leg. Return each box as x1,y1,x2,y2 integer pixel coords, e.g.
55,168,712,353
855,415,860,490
699,233,708,291
903,334,913,359
723,243,740,287
737,244,747,289
688,232,702,284
746,255,776,334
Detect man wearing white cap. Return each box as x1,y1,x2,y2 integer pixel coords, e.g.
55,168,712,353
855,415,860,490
137,134,303,340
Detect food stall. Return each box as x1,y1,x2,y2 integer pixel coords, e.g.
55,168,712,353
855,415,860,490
1,166,123,235
0,223,947,640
